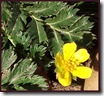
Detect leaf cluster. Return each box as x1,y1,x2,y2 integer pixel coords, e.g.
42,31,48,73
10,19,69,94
2,48,48,91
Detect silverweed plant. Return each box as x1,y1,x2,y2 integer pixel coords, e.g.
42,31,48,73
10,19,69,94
1,1,96,91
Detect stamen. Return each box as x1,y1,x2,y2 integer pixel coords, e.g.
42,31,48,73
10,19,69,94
65,59,78,72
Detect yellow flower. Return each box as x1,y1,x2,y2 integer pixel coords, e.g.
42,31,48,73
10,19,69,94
55,42,92,86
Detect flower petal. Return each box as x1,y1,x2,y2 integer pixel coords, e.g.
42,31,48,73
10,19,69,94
72,49,90,63
63,42,77,60
57,71,72,86
55,52,64,68
72,66,92,79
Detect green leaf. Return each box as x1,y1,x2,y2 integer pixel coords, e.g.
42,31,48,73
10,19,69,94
6,4,23,35
2,69,11,85
69,16,93,32
2,2,27,47
45,4,94,45
12,75,48,91
1,2,12,23
45,27,64,57
2,48,17,85
26,17,48,44
25,2,66,19
30,43,46,60
14,31,31,50
14,84,26,91
8,59,37,84
2,48,17,72
2,15,24,47
46,5,79,25
30,75,48,90
78,32,96,48
61,31,83,42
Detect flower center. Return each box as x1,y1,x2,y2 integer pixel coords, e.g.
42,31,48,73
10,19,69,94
64,58,79,72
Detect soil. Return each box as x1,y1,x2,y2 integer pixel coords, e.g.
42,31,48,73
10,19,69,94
51,80,83,91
